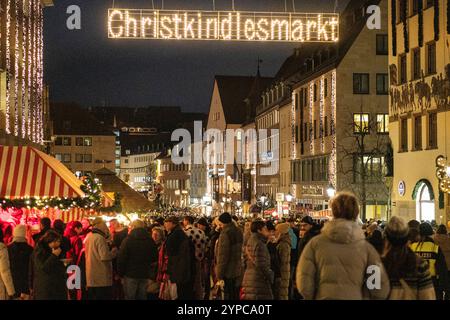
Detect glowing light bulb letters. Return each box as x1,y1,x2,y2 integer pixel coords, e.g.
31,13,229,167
108,9,339,43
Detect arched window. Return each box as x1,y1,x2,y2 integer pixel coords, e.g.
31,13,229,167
414,180,435,222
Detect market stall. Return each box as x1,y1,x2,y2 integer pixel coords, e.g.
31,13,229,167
0,146,103,226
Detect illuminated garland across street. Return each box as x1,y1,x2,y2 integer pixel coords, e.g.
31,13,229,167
108,9,339,43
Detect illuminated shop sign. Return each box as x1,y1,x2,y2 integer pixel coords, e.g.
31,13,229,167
108,9,339,43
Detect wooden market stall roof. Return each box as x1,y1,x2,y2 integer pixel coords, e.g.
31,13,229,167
94,168,155,213
0,146,85,199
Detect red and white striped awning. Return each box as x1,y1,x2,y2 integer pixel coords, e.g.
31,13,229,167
0,146,85,199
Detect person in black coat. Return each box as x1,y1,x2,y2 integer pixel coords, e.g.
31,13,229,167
32,217,51,245
53,219,71,259
32,230,67,300
8,225,33,298
117,220,158,300
163,216,194,300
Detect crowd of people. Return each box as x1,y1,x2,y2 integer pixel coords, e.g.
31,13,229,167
0,191,449,300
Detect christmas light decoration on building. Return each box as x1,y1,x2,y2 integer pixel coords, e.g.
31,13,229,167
329,70,337,188
37,4,44,143
21,0,27,139
436,156,450,193
320,76,325,153
14,0,19,137
5,0,11,135
291,91,297,197
309,82,314,154
27,0,32,139
108,9,339,43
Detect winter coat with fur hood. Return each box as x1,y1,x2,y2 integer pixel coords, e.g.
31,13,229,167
241,233,274,300
274,233,291,300
296,218,390,300
0,243,15,300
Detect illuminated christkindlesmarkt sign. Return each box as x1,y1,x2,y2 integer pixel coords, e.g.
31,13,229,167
108,9,339,43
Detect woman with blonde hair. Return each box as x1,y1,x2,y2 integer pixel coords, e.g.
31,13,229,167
296,192,390,300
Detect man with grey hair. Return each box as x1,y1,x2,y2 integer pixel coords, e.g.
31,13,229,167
117,220,158,300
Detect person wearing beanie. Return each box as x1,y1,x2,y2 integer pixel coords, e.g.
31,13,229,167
158,216,195,300
410,222,449,300
84,218,116,300
117,219,158,300
382,216,435,299
215,212,243,300
218,212,232,224
273,223,291,300
8,225,33,299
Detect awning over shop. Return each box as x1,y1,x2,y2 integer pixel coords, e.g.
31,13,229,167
0,146,85,199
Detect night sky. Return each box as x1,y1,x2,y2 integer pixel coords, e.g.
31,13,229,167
44,0,349,113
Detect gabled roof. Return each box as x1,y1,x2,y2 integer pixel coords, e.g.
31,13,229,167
287,0,383,87
215,75,273,125
94,168,154,212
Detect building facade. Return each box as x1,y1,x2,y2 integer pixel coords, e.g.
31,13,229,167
389,0,450,223
50,103,116,175
119,151,160,193
0,0,53,147
288,0,391,220
157,150,191,207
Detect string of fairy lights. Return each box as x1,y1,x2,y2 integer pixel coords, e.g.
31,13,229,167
14,0,19,137
329,70,337,189
309,82,314,154
5,0,11,135
21,0,27,140
319,76,325,153
4,0,44,144
290,91,297,198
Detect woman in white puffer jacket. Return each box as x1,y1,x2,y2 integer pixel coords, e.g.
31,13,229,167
0,226,15,300
296,192,390,300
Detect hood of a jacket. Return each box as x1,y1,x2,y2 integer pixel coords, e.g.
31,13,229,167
129,227,150,240
278,232,291,246
321,219,365,244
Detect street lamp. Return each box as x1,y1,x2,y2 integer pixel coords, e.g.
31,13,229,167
326,185,336,198
259,194,268,217
236,200,242,216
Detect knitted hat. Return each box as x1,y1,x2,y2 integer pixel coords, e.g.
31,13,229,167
276,222,290,235
197,218,208,227
13,224,26,239
300,216,314,225
419,222,434,237
218,212,232,224
385,216,409,246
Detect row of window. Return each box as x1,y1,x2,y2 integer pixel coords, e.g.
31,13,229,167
55,137,93,147
257,110,279,129
398,0,435,23
56,153,92,163
353,73,389,95
262,83,287,108
399,43,436,84
353,156,386,183
161,179,189,190
160,163,191,172
291,156,329,183
353,114,389,134
400,113,438,152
